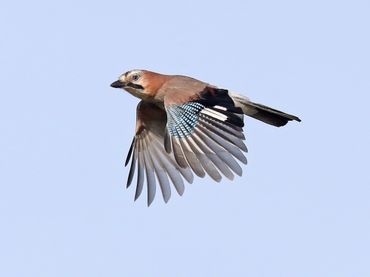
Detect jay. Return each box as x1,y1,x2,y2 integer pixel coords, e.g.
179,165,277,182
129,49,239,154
111,70,301,205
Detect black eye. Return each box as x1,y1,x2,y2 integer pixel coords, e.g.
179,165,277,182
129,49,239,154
132,74,139,81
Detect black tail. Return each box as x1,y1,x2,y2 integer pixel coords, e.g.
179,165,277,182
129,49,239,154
230,92,301,127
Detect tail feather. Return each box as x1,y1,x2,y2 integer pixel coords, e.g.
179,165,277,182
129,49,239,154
229,92,301,127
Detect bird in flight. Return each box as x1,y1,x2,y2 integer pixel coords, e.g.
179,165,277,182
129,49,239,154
111,69,300,206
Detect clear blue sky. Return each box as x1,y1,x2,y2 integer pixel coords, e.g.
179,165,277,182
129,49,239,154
1,0,369,276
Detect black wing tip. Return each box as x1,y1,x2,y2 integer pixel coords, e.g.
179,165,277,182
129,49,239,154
125,137,136,166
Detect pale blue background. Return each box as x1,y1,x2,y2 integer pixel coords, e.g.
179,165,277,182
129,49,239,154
1,0,369,276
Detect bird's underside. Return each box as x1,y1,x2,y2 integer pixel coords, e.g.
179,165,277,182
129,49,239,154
111,69,301,206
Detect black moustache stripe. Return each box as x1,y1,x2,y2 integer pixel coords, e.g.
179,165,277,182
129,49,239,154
127,83,144,90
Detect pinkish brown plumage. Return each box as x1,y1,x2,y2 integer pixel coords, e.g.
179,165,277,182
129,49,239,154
111,69,301,206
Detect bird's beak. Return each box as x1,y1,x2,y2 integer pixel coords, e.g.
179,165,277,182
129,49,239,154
110,80,126,88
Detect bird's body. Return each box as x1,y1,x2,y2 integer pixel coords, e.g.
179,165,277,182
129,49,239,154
111,69,301,205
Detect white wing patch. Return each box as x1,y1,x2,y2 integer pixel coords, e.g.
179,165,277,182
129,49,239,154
201,108,228,122
213,105,227,111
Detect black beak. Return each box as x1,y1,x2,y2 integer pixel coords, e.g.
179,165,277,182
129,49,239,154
110,80,126,88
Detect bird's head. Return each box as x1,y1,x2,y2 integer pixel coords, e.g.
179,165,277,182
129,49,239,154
110,69,168,100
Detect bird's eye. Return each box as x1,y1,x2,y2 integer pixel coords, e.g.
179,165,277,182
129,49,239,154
132,74,140,81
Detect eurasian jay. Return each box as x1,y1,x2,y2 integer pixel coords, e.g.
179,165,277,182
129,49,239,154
111,69,301,205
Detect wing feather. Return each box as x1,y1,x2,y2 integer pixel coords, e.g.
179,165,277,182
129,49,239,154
144,134,171,203
126,142,137,188
179,138,206,177
151,140,185,196
194,128,243,176
141,135,156,206
126,101,194,205
185,136,222,182
134,139,145,201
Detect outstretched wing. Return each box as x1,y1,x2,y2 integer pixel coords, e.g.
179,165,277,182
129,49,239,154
163,86,248,182
125,101,193,206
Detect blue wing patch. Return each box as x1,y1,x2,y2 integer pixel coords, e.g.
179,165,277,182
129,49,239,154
166,102,205,138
